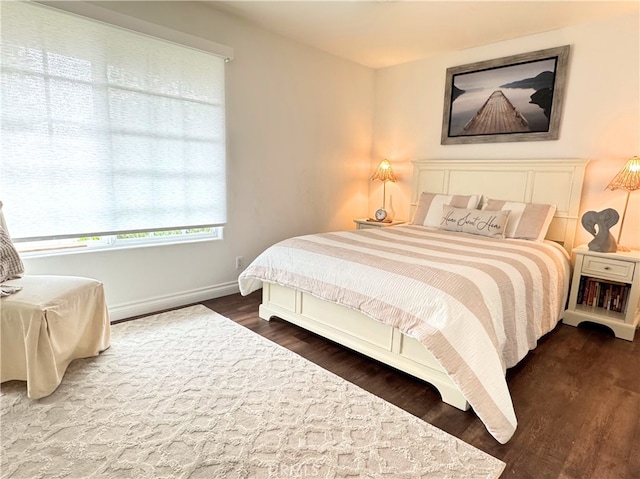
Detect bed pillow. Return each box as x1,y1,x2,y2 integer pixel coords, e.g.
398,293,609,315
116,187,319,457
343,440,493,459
439,205,510,239
0,226,24,283
483,198,556,241
412,193,481,227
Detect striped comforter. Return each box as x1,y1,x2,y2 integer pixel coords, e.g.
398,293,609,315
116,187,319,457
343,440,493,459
238,225,571,443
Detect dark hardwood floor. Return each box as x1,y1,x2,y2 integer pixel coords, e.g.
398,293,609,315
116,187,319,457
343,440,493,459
200,291,639,479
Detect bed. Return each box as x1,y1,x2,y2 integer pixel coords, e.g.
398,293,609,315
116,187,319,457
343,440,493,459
238,158,588,443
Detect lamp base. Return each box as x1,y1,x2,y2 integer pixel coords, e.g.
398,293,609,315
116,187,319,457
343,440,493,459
617,244,631,252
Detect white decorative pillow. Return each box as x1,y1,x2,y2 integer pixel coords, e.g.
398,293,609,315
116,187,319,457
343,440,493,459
483,198,556,241
439,205,510,238
0,226,24,283
411,193,481,228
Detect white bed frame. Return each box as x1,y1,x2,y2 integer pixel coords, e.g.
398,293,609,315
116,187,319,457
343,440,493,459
259,159,588,410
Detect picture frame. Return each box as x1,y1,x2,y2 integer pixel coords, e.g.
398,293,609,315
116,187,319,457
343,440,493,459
441,45,570,145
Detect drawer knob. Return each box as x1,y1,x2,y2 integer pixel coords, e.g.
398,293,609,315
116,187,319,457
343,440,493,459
604,266,610,270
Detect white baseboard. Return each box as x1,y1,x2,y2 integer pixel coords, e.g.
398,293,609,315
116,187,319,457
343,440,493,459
108,281,240,321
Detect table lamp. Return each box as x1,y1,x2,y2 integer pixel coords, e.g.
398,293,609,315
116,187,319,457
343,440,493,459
605,155,640,249
370,159,397,222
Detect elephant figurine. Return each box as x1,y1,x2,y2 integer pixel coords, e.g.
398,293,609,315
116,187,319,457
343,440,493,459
581,208,619,253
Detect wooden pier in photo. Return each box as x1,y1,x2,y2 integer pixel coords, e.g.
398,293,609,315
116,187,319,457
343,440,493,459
462,90,530,135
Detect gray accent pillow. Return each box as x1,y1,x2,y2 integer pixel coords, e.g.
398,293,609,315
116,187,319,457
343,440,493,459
412,192,481,227
483,198,556,241
0,226,24,283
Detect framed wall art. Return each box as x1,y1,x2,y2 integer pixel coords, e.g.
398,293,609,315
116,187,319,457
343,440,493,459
441,45,570,145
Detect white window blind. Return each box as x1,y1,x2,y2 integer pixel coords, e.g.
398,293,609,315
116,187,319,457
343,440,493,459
1,2,227,241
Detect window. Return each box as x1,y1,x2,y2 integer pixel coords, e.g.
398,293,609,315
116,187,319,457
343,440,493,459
0,2,229,249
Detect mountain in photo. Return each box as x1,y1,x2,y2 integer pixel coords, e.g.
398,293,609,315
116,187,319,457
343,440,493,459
500,71,555,90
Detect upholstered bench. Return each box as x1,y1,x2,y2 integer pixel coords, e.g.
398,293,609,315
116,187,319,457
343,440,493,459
1,275,111,399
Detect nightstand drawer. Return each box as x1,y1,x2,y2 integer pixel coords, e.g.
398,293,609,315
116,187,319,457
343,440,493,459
582,256,635,282
358,222,383,230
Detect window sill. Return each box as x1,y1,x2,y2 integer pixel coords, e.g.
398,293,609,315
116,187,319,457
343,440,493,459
18,236,222,259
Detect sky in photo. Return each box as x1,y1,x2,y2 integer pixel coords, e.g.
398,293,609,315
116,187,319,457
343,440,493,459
453,58,557,92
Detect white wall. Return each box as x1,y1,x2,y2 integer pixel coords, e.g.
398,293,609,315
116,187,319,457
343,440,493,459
22,1,375,319
371,12,640,250
17,5,640,319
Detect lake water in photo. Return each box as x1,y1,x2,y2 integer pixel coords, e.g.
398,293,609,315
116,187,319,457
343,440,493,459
449,87,550,136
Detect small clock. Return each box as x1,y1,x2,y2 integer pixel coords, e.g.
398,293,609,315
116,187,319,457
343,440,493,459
374,208,388,221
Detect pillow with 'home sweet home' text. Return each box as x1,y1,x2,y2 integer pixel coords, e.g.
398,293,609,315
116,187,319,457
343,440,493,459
439,205,511,239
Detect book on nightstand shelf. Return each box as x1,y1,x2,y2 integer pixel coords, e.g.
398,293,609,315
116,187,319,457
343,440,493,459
576,276,630,313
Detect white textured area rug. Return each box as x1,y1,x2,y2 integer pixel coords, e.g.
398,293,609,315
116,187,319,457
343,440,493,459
1,305,505,479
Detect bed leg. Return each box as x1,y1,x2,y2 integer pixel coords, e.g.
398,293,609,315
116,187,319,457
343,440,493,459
440,388,470,411
258,304,273,321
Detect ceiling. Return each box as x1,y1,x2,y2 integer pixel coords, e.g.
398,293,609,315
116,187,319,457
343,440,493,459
206,1,640,69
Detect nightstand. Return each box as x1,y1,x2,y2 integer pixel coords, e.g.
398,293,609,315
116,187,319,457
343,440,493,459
353,218,405,230
563,246,640,341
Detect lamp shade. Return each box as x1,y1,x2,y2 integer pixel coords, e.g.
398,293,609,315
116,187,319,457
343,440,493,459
370,159,397,183
606,156,640,192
